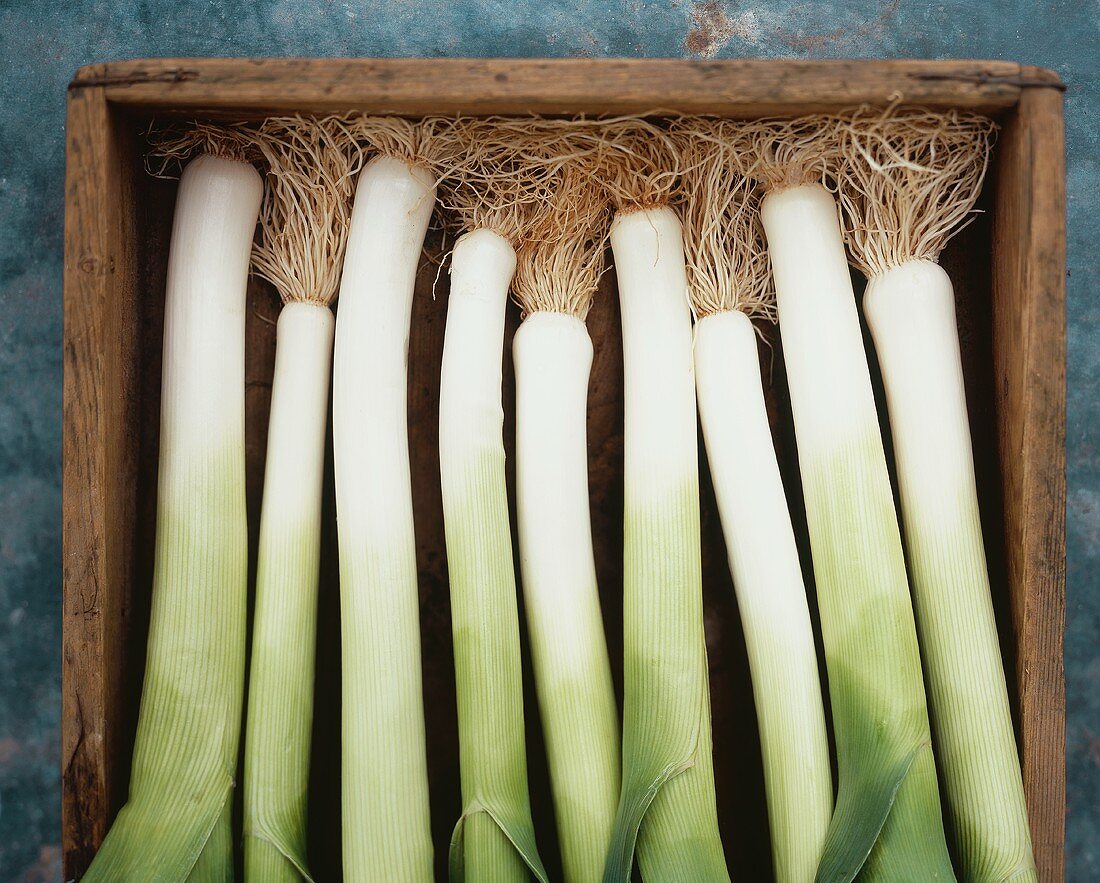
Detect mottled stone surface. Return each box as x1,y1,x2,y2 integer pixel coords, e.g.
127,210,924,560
0,1,1095,879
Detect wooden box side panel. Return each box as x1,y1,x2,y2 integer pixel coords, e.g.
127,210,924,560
992,83,1067,882
62,79,144,875
73,57,1034,117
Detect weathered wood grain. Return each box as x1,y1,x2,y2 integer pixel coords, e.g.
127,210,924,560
992,82,1067,883
68,57,1035,117
61,67,141,878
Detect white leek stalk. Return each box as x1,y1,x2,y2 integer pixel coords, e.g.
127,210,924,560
603,205,729,883
84,150,261,881
243,117,355,883
840,111,1033,882
511,171,618,883
674,121,831,883
333,147,436,881
695,314,832,883
756,160,954,881
439,228,548,883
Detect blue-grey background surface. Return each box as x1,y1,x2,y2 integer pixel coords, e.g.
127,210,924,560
0,1,1095,880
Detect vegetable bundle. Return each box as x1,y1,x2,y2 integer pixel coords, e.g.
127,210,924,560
85,106,1032,883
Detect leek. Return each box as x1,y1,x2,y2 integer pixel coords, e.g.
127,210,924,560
242,116,357,883
512,166,619,883
746,116,955,883
837,109,1033,882
84,142,261,881
675,119,832,883
333,119,437,882
435,121,551,882
598,122,730,883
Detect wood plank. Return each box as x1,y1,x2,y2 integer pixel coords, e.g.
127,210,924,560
68,57,1033,116
991,84,1067,882
62,68,141,881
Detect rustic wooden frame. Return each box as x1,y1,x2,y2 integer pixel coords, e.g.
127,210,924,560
62,58,1066,881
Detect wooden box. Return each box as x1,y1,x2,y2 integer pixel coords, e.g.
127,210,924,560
62,59,1066,881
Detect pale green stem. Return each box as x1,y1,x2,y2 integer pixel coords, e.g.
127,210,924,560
445,454,547,883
